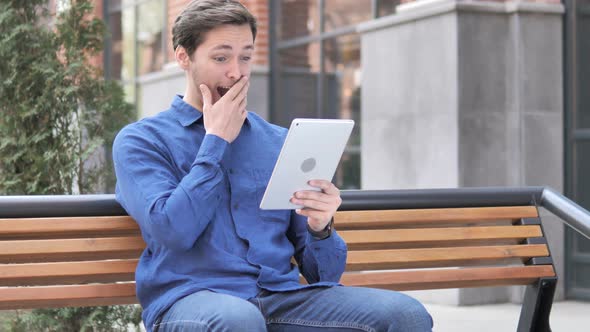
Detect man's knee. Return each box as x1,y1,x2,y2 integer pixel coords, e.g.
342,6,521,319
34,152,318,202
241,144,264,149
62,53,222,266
158,305,265,332
378,292,433,332
206,304,266,331
156,291,266,332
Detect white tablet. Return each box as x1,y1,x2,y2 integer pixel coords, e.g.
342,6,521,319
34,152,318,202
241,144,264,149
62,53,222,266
260,118,355,210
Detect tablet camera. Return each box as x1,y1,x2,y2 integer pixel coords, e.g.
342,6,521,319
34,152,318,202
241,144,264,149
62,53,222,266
301,158,316,173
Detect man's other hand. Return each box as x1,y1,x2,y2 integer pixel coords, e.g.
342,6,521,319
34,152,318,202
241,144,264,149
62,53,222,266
200,76,248,143
291,180,342,232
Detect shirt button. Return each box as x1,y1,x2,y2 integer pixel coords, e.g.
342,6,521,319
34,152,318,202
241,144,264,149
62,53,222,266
229,168,234,174
233,203,239,210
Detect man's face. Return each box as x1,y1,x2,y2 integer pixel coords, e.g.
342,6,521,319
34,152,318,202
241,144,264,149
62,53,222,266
187,24,254,107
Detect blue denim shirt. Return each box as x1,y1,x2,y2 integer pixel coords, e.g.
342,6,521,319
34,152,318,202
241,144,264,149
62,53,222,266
112,96,347,331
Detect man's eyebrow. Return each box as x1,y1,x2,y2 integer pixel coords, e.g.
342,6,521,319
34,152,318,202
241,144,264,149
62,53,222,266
211,44,255,51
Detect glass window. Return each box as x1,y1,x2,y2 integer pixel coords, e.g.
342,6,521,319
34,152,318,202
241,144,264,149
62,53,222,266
378,0,401,17
109,7,135,81
324,34,361,189
275,0,382,189
573,137,590,253
576,11,590,128
109,0,121,8
107,0,167,108
277,43,321,127
137,0,164,75
108,0,135,10
108,11,122,80
324,0,371,32
280,42,321,72
337,150,361,189
577,233,590,252
573,264,590,288
279,0,320,40
323,34,360,120
573,143,590,253
575,141,590,209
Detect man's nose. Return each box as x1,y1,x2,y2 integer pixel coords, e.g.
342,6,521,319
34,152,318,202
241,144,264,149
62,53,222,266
227,59,242,80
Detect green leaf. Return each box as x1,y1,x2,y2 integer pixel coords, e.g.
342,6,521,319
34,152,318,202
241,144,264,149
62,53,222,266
1,0,138,324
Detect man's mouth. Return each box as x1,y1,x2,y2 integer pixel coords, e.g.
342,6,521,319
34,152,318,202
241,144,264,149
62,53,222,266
217,86,231,97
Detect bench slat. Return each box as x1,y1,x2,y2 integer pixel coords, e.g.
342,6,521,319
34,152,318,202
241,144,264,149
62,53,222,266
335,206,538,229
0,204,554,312
346,244,549,270
0,260,138,286
340,225,542,250
339,265,556,290
0,283,138,310
0,237,146,263
0,216,138,239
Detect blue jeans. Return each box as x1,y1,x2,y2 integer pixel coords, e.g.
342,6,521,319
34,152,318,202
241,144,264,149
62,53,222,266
153,286,433,332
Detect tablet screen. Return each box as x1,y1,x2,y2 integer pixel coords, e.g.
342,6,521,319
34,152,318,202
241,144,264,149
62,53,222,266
260,118,354,210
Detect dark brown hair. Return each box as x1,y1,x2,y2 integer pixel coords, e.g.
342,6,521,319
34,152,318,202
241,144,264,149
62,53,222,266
172,0,257,58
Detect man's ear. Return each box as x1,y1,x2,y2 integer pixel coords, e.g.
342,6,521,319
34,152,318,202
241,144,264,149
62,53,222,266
175,46,190,70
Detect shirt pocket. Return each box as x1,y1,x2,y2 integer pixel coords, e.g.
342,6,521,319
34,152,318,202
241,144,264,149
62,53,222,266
253,169,290,221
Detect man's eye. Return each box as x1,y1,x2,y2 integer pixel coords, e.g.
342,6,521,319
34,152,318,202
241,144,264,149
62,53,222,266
241,56,252,62
214,57,227,62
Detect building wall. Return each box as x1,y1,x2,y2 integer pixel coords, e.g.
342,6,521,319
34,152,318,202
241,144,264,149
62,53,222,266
458,4,565,304
360,9,459,190
359,0,565,304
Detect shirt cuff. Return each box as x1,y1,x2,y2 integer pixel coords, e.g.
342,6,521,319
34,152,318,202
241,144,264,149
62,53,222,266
306,218,333,240
194,134,229,165
306,230,347,259
306,229,344,248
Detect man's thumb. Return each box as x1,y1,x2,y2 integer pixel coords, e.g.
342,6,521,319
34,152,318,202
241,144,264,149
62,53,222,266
199,84,211,109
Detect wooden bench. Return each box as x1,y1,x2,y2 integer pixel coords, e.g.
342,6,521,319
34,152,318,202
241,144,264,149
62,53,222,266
0,189,558,331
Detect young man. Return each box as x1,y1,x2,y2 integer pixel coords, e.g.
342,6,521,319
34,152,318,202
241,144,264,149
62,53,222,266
113,1,433,331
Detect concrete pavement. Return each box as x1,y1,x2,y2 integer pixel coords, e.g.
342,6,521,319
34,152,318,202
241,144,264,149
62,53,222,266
423,300,589,331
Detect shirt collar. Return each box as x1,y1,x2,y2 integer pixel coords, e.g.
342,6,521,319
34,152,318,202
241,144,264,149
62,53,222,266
171,95,203,127
170,95,251,127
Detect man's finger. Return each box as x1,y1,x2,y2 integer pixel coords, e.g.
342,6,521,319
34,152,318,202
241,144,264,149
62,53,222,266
308,180,340,195
225,76,248,101
238,96,247,110
199,84,212,109
290,197,330,211
233,78,250,101
293,190,332,204
233,81,249,105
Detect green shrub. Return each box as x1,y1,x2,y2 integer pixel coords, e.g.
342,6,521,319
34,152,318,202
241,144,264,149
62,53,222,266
3,306,143,332
0,0,140,330
0,0,134,194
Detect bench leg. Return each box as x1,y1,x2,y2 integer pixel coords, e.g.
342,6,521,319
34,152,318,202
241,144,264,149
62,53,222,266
517,277,557,332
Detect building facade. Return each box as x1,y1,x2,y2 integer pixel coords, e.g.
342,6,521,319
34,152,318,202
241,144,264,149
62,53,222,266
95,0,589,305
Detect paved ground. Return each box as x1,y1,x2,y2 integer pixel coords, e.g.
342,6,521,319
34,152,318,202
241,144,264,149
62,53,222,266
423,300,589,331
